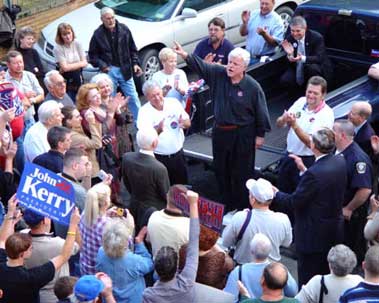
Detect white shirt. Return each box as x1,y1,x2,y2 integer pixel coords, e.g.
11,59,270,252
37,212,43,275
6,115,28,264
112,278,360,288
222,208,292,264
24,121,49,162
287,97,334,156
137,97,189,155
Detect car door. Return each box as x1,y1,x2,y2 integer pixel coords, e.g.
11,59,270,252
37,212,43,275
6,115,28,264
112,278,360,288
172,0,225,59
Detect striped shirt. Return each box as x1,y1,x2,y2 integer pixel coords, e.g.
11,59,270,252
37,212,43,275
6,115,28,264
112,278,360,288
339,281,379,303
79,215,108,275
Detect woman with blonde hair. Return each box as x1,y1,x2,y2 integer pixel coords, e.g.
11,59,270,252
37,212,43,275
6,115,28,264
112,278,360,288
54,22,87,100
96,220,153,303
79,182,111,275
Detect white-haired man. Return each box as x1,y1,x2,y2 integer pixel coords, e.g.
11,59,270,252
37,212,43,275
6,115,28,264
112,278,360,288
24,100,64,162
174,43,271,212
44,70,75,107
224,233,297,301
222,178,292,264
121,127,170,229
88,7,142,120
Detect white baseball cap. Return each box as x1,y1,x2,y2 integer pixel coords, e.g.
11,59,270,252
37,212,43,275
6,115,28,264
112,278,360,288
245,178,274,203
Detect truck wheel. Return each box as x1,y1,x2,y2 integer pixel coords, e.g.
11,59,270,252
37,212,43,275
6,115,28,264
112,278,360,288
276,6,294,32
136,48,160,92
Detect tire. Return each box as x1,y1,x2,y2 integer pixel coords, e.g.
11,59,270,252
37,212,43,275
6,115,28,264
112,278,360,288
276,6,295,33
135,48,160,93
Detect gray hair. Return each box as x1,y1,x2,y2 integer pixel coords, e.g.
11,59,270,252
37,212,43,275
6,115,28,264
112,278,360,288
290,16,307,28
100,7,114,17
334,119,355,138
38,100,61,124
102,218,134,258
312,127,335,154
364,246,379,276
250,233,272,260
44,70,61,89
142,80,160,97
90,73,114,91
136,127,158,150
327,244,357,276
228,47,250,67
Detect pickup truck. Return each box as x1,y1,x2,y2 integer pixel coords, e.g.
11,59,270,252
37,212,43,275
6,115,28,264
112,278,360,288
184,0,379,173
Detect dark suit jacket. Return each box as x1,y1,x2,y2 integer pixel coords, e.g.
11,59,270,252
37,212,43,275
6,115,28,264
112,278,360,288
354,121,375,159
121,152,170,210
286,29,332,81
274,154,347,254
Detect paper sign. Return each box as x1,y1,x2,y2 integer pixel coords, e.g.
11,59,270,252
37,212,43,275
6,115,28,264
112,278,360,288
16,163,75,226
172,187,224,233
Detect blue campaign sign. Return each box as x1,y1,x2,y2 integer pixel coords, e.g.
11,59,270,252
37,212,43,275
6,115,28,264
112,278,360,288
16,162,75,226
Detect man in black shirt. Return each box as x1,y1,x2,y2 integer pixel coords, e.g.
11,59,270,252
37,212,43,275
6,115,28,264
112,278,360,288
174,43,271,211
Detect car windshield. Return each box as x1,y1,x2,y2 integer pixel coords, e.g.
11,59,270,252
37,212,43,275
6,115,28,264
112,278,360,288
95,0,180,21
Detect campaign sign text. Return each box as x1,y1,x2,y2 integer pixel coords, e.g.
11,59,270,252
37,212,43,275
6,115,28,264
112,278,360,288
172,187,224,233
16,163,75,225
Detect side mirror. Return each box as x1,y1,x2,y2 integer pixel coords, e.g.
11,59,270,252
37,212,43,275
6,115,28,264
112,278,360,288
180,8,197,19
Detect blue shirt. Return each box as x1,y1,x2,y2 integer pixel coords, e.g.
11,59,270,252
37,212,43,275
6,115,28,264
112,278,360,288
339,281,379,303
246,10,284,56
96,243,154,303
193,37,235,65
224,261,298,302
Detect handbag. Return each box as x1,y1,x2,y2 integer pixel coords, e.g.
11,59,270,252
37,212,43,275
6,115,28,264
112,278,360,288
228,210,252,259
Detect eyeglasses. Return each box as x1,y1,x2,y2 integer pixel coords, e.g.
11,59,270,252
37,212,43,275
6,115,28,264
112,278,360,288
55,80,67,87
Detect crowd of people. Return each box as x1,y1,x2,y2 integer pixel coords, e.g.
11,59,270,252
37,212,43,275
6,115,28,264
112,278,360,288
0,0,378,302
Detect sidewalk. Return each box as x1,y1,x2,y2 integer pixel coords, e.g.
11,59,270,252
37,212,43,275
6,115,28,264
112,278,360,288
0,0,94,59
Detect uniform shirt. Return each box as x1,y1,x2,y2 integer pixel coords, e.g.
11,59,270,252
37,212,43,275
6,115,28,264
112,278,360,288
245,10,284,56
339,142,373,206
137,97,189,155
186,54,271,135
222,209,292,264
193,37,235,65
287,97,334,156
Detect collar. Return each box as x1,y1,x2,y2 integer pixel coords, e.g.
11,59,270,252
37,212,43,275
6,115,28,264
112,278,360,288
61,172,79,183
207,37,224,47
303,100,326,113
355,120,367,134
140,149,155,157
29,231,54,237
315,154,328,161
260,11,273,18
48,149,64,158
5,70,23,81
163,208,184,217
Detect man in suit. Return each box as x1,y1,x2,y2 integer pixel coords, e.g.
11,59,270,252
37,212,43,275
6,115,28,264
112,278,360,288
280,16,332,95
122,127,170,229
348,101,375,158
273,128,347,287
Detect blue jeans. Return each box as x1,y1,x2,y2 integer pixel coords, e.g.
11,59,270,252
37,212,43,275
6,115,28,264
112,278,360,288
108,66,141,121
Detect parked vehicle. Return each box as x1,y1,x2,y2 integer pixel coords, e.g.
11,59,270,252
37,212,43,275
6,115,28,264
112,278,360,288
35,0,304,88
184,0,379,172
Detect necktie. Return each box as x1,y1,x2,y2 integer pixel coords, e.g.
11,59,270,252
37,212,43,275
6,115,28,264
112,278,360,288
296,40,305,85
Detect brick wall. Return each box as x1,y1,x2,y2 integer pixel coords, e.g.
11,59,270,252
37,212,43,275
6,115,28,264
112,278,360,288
0,0,94,59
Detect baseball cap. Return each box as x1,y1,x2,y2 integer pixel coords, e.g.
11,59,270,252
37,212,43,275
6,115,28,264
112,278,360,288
74,275,104,302
245,178,274,203
23,209,45,227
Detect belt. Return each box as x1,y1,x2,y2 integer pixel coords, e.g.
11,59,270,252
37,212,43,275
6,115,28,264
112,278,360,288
155,149,182,158
215,124,239,130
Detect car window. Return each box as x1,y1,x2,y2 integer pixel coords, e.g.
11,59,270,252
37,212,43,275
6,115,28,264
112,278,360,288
183,0,224,12
301,12,379,56
95,0,180,21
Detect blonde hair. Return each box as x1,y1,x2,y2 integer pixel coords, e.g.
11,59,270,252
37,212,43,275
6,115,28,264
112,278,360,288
158,47,177,63
102,217,134,258
83,183,111,227
76,83,99,111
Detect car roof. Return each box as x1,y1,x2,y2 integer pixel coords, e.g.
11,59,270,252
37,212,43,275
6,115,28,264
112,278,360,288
297,0,379,18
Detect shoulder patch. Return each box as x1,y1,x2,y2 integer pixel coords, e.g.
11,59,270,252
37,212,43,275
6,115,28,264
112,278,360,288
356,162,367,174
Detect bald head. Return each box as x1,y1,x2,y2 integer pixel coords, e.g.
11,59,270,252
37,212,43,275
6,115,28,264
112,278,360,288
349,101,372,126
263,262,288,290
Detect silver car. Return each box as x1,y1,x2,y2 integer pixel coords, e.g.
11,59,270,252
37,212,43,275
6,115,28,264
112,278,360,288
35,0,304,85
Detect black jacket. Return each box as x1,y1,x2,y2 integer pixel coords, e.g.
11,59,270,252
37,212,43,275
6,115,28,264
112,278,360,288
274,154,347,253
88,20,139,81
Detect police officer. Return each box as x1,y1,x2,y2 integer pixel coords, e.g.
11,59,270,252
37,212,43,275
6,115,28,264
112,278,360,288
334,119,373,264
276,76,334,194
